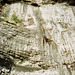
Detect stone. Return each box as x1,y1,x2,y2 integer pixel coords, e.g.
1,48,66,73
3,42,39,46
0,1,75,75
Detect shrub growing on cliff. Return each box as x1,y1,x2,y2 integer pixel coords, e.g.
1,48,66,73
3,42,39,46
0,17,4,22
11,14,23,23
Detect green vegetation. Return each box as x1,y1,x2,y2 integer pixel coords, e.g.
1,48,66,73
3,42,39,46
11,14,23,23
0,13,24,25
0,17,4,22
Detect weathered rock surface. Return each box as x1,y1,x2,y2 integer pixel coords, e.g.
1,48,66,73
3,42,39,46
0,1,75,75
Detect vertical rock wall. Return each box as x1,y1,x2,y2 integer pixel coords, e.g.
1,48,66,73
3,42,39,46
0,1,75,75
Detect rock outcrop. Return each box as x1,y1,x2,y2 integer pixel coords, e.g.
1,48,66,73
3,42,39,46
0,1,75,75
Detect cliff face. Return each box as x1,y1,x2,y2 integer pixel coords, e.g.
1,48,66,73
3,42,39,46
0,1,75,75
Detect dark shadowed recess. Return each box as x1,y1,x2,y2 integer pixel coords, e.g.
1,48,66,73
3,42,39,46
69,0,75,5
0,57,12,74
0,0,21,5
0,50,13,69
0,0,75,5
54,0,75,5
0,57,13,69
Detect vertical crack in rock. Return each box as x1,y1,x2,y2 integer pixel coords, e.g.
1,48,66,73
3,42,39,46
65,64,72,75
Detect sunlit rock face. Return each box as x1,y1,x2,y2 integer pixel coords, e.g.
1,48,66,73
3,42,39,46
0,1,75,75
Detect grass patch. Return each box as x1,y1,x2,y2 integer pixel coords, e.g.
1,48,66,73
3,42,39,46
0,13,24,25
0,17,4,22
11,14,23,23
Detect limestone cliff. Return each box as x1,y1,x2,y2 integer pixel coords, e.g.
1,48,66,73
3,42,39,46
0,0,75,75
